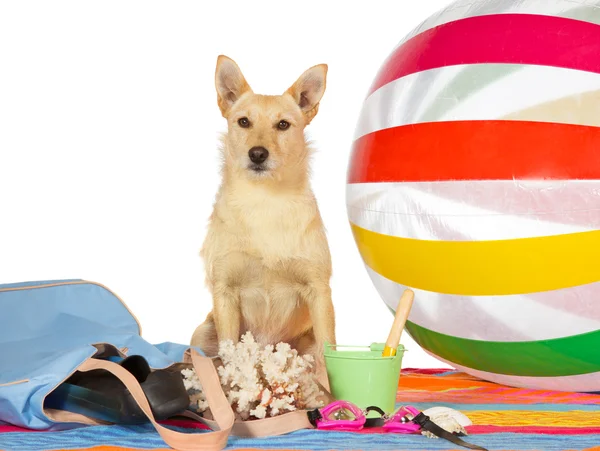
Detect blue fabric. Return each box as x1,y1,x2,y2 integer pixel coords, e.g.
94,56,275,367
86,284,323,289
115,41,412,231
0,426,599,451
0,280,190,430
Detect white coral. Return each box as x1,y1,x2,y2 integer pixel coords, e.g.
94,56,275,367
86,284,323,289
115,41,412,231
181,368,208,412
182,331,323,420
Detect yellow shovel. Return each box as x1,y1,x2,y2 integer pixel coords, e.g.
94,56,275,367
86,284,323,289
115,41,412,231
382,289,415,357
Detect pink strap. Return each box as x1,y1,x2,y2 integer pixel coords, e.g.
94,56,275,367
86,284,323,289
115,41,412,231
193,409,314,438
79,350,234,451
79,348,316,450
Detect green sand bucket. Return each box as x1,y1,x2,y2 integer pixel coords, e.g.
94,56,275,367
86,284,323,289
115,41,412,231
324,343,404,416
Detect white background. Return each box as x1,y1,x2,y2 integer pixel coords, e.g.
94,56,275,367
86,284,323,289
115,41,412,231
0,1,453,369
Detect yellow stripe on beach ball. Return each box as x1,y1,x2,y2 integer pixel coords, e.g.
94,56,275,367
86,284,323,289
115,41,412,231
350,223,600,296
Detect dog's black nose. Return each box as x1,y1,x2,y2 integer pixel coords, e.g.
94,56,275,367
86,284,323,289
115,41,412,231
248,147,269,164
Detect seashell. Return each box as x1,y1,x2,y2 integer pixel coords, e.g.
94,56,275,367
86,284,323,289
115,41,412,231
423,406,472,427
421,406,472,439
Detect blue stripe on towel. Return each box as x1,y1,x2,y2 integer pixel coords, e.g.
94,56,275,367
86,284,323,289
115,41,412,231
1,425,599,451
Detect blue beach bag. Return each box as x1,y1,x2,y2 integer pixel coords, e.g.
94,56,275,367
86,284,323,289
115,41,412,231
0,279,236,450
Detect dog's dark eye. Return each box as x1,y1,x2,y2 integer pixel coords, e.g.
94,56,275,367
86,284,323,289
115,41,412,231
238,117,250,128
277,120,290,130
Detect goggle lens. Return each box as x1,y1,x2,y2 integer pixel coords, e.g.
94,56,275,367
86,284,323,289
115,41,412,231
326,407,357,421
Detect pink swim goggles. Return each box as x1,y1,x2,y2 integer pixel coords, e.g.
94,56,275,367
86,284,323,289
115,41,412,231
307,401,488,451
307,401,421,433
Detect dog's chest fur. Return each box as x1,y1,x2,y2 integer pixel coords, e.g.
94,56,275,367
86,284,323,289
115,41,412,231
232,187,315,261
203,183,324,343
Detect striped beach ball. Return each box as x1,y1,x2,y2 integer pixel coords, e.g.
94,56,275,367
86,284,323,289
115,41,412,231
347,0,600,392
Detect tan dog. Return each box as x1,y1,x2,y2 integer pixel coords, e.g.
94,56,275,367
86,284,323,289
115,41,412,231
191,55,336,383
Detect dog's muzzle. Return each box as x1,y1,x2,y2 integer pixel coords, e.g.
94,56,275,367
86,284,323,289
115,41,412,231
249,164,267,172
248,147,269,172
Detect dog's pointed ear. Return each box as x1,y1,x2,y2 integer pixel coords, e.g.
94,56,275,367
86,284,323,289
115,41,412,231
215,55,252,117
286,64,327,124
